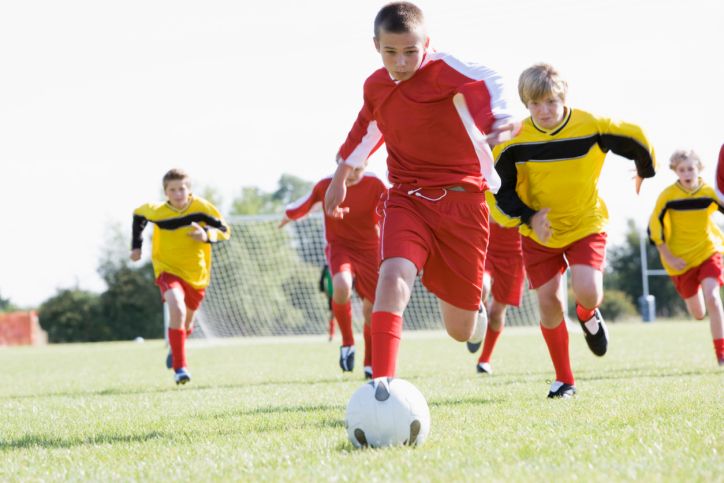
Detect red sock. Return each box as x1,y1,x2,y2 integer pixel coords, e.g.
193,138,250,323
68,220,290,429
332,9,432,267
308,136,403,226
371,312,403,378
168,328,187,370
714,338,724,360
363,323,372,366
478,326,502,364
576,303,596,322
328,317,336,339
332,301,354,346
540,321,574,385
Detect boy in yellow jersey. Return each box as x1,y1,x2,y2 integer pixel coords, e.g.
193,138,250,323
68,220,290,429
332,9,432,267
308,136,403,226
494,63,656,398
130,169,230,384
649,150,724,366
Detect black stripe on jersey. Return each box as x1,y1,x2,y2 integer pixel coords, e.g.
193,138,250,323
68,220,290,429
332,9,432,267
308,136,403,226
599,134,655,178
497,135,599,164
152,213,229,232
131,215,148,249
656,197,719,242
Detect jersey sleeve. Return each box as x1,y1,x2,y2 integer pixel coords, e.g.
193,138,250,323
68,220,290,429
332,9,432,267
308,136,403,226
648,190,670,246
202,201,231,243
596,116,656,178
337,86,385,168
285,181,324,220
716,144,724,202
492,143,537,225
131,204,152,250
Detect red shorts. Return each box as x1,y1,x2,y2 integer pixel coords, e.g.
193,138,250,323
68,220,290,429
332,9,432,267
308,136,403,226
486,224,524,306
156,272,206,311
522,232,607,289
326,243,379,302
671,253,724,299
378,186,488,311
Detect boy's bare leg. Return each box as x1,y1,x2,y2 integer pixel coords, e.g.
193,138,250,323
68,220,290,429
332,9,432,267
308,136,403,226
570,265,604,311
701,278,724,340
165,288,190,381
184,309,196,333
438,300,476,342
537,273,566,328
370,258,416,378
165,288,186,329
684,290,706,320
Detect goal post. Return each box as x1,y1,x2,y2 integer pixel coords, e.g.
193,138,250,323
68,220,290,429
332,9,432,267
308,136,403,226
197,213,540,338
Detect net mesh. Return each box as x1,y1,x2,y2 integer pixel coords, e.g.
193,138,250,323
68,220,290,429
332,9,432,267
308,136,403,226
196,213,539,338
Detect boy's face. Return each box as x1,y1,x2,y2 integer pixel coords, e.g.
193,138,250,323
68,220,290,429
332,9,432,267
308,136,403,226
527,95,565,130
374,27,428,82
345,165,365,187
164,179,191,209
674,159,700,189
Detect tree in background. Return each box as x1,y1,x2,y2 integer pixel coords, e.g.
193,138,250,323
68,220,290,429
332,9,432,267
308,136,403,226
606,219,686,317
231,174,314,216
0,291,18,313
39,289,106,342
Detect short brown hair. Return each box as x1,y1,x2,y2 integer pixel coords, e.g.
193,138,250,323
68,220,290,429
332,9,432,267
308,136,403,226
374,2,425,37
669,149,703,171
162,168,190,190
518,63,568,106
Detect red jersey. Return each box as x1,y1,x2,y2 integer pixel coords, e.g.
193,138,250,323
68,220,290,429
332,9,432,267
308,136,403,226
338,51,512,192
285,174,387,250
716,144,724,201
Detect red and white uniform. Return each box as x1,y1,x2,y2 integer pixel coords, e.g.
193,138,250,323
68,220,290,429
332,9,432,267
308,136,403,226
285,174,387,301
486,222,525,307
338,51,512,310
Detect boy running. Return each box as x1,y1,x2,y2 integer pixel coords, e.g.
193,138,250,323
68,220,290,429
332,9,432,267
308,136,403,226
131,169,230,385
493,63,656,397
648,150,724,366
281,164,386,378
325,1,516,387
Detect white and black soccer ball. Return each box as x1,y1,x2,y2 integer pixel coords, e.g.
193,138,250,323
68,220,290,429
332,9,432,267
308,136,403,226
345,377,430,448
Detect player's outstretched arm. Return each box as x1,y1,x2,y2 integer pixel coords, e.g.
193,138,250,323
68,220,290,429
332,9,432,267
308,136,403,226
325,162,353,219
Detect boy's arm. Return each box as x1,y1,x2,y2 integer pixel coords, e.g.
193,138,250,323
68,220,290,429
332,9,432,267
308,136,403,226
647,190,685,269
325,161,352,219
493,146,537,226
203,203,231,243
597,117,656,193
130,210,148,261
281,181,324,227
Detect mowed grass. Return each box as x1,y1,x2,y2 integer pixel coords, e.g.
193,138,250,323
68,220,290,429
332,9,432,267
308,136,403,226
0,321,721,482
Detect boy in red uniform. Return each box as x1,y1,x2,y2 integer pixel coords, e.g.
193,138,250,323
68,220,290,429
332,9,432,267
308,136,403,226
471,193,526,375
493,63,656,397
325,2,516,393
281,164,386,378
649,150,724,365
131,169,230,384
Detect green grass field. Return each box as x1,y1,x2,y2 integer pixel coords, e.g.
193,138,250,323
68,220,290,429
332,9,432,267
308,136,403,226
0,320,721,482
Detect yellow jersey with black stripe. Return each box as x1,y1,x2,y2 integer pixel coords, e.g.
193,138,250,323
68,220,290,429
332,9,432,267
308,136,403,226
132,195,230,289
485,190,519,228
648,180,724,275
493,108,656,248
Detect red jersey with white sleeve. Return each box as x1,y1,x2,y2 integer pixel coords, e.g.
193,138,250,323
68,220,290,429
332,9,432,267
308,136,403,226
285,174,387,250
338,51,513,192
716,144,724,202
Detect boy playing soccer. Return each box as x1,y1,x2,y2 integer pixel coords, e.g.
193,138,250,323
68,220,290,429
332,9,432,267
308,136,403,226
325,2,517,389
131,169,230,384
280,164,386,378
493,63,656,397
648,150,724,366
470,192,526,375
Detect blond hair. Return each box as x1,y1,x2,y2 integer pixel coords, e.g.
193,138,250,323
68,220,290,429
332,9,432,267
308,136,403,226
162,168,191,190
669,150,703,171
518,63,568,106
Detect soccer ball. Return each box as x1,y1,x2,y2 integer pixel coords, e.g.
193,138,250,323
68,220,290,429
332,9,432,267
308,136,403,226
345,377,431,448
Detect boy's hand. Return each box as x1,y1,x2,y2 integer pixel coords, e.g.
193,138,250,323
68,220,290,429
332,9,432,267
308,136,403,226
278,216,291,228
486,120,521,146
130,249,141,261
188,222,208,242
661,250,687,272
531,208,552,243
634,175,644,194
325,163,353,219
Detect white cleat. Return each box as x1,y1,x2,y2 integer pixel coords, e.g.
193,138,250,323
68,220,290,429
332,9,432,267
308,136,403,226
466,305,488,353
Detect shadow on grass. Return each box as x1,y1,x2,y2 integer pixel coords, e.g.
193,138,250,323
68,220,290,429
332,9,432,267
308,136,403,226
0,431,166,450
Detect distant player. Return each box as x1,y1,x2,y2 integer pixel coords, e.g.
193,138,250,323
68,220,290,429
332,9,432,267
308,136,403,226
648,150,724,366
280,164,386,378
131,169,230,385
493,63,656,397
325,2,517,386
470,192,526,375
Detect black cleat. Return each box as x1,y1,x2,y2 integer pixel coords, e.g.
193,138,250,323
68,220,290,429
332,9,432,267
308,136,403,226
339,345,355,372
579,308,608,356
547,381,576,399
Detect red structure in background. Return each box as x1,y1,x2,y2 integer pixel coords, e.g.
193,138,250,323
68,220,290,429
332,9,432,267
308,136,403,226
0,311,48,346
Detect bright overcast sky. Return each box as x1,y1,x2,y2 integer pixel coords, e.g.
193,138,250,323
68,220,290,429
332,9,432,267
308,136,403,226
1,0,722,307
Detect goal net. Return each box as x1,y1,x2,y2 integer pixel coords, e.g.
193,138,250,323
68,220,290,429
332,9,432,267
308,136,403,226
196,213,540,338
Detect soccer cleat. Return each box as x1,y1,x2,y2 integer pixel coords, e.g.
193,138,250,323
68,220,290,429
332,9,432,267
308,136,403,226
547,381,576,399
476,362,492,374
339,345,355,372
466,305,488,353
165,350,172,370
719,358,724,367
579,308,608,357
174,367,191,385
364,365,373,379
